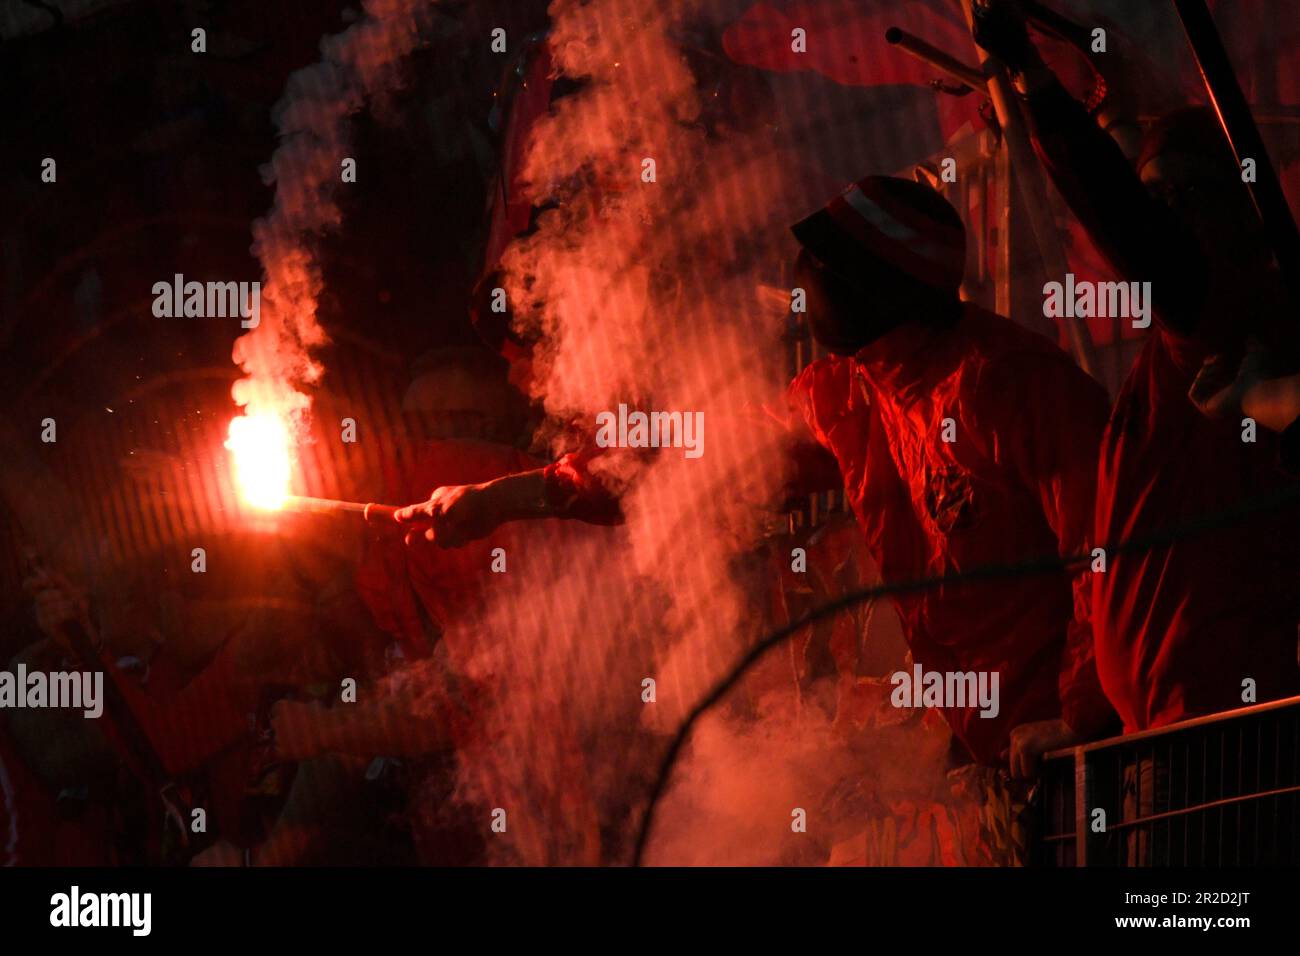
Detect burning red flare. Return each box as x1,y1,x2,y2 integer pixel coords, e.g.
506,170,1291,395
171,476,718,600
225,413,292,510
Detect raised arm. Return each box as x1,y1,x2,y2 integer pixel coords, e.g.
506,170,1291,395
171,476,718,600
971,0,1210,336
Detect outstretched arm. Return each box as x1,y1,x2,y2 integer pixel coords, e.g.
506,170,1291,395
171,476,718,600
396,367,849,549
971,0,1210,336
393,447,624,549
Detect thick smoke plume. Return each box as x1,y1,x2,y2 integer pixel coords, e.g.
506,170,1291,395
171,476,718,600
232,0,437,430
643,686,961,865
436,0,964,865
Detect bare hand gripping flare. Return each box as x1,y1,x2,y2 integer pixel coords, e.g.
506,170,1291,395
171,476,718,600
224,412,399,525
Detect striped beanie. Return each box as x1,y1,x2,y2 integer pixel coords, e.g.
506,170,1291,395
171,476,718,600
791,176,966,295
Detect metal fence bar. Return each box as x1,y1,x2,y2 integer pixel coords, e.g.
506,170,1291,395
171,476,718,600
1041,696,1300,866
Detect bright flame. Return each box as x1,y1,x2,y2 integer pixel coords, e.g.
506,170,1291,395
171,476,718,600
225,413,292,510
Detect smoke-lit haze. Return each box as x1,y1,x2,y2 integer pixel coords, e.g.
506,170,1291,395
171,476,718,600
441,0,959,865
232,0,439,434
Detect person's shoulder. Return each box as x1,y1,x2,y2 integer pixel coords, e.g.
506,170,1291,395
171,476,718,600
956,305,1109,428
785,353,857,408
786,355,863,439
792,353,853,382
787,354,855,400
965,305,1099,380
959,302,1059,355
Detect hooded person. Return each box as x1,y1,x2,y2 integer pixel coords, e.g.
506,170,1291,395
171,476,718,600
780,175,1115,778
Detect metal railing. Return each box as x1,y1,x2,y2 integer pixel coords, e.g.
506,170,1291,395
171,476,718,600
1037,695,1300,866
